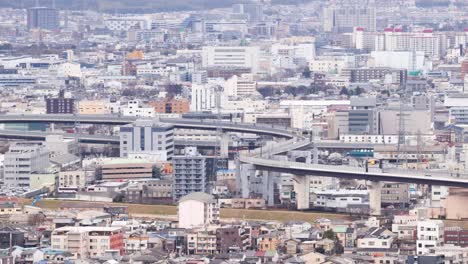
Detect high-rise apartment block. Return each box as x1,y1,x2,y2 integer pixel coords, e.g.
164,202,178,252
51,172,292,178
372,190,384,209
323,0,376,33
27,7,60,30
173,147,208,202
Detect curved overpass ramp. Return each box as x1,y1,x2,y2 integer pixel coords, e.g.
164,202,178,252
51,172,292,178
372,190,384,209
239,156,468,188
2,114,468,188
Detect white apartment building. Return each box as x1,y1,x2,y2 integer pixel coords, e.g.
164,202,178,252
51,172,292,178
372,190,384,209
119,120,174,160
370,51,427,71
178,192,220,229
445,94,468,124
51,226,123,258
58,170,90,191
429,245,468,264
417,220,444,255
190,84,218,112
392,213,418,240
121,100,155,118
187,231,217,255
353,29,445,58
271,43,316,69
309,55,355,74
202,46,260,73
431,186,449,207
223,75,257,97
357,235,394,249
4,142,50,188
384,30,443,58
124,235,149,254
322,0,376,32
354,29,385,51
222,99,267,113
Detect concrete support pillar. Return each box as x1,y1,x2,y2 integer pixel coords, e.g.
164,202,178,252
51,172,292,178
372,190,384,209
235,157,241,195
239,163,255,198
313,146,318,164
220,134,229,158
367,180,383,216
264,171,279,206
294,175,311,210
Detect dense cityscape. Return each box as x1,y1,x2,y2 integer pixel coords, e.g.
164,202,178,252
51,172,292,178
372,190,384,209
0,0,467,263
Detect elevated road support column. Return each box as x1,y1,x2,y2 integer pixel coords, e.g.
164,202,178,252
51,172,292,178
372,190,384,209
294,175,311,210
262,170,279,206
239,163,256,198
367,180,383,216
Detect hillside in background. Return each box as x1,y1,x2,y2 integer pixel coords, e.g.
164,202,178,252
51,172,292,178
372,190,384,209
0,0,313,12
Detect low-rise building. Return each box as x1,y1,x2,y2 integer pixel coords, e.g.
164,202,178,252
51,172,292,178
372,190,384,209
313,189,369,214
357,228,395,249
187,230,217,255
51,226,124,258
97,159,158,180
123,179,172,204
417,220,444,255
150,98,190,114
78,100,110,115
58,170,90,191
216,226,251,253
178,192,219,229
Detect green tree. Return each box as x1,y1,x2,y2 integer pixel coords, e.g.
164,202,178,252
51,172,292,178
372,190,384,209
355,86,365,95
339,87,349,96
323,229,336,240
166,84,183,96
257,86,275,97
302,67,312,78
152,166,162,179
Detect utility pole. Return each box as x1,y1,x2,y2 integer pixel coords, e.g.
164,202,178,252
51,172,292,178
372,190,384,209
396,92,407,166
212,85,224,187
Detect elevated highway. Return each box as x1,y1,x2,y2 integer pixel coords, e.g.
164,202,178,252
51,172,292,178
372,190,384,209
2,114,466,215
0,114,298,139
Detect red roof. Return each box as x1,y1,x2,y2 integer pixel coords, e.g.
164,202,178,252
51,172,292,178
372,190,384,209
355,27,364,31
422,29,433,33
384,28,394,32
394,28,403,32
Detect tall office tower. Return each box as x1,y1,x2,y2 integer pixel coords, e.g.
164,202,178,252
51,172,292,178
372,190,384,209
172,147,208,202
27,7,60,30
244,2,264,23
119,120,174,161
232,2,264,22
323,0,376,33
4,142,50,188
